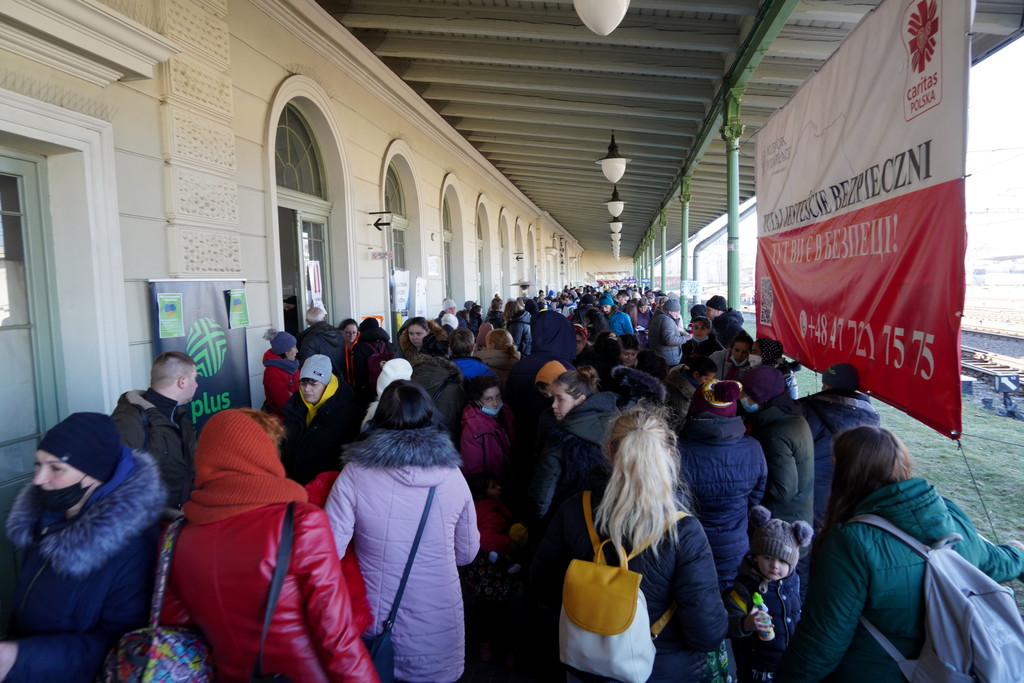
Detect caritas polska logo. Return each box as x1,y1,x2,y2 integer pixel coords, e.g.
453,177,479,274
903,0,941,121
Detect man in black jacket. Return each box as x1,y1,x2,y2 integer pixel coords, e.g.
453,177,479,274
706,295,745,349
111,351,198,509
296,306,346,380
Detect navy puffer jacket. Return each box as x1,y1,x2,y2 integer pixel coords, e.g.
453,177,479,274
531,488,728,682
5,449,164,683
799,389,880,527
679,415,768,590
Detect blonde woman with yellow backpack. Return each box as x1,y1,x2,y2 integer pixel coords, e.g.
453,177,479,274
530,405,728,682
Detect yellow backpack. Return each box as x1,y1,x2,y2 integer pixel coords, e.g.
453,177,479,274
559,491,686,683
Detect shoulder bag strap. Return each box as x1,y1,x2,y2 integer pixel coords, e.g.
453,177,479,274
849,513,929,558
383,486,436,633
253,502,296,680
582,490,600,554
148,516,186,629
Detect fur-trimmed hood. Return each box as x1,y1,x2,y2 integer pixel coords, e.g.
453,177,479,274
5,449,165,579
411,352,463,383
612,365,667,406
343,426,462,470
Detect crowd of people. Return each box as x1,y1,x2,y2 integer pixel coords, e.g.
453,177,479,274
3,286,1023,683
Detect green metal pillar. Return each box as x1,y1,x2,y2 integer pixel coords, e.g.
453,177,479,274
648,233,656,289
659,209,668,293
679,177,691,305
721,87,744,309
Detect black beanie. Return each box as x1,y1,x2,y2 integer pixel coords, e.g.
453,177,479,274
38,413,122,482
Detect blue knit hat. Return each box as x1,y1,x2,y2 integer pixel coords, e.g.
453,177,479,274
599,294,615,306
270,330,296,355
38,413,122,482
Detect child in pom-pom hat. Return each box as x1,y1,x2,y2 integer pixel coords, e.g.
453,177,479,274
725,505,813,682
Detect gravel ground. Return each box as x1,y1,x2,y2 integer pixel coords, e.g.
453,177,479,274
960,330,1024,420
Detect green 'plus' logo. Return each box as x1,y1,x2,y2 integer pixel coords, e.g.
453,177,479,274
186,317,227,377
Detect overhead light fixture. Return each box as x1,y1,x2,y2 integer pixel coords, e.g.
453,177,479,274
596,134,631,184
609,216,623,233
573,0,630,36
605,186,625,217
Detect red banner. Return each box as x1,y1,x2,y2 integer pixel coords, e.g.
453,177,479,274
756,180,965,436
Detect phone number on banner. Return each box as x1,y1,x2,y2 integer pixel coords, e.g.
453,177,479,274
799,311,936,380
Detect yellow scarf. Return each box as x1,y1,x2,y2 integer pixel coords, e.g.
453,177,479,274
301,373,339,426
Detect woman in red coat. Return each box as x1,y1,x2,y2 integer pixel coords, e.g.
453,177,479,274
460,375,515,483
161,409,376,683
262,329,299,418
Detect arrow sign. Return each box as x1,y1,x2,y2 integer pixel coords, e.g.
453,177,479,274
373,217,391,230
514,255,524,261
994,375,1020,393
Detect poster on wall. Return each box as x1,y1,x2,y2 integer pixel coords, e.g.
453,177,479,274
149,280,251,430
414,277,428,318
392,269,410,313
307,261,324,310
755,0,970,436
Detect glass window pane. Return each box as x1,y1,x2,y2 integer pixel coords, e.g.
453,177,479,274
385,167,405,217
0,214,29,327
394,229,406,270
444,241,452,297
0,328,38,444
0,439,36,482
275,105,324,198
442,199,452,236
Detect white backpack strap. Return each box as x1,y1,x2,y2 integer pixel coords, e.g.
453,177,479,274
849,514,930,559
859,616,916,681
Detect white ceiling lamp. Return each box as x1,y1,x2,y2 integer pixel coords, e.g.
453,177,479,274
609,216,623,233
573,0,630,36
596,133,631,184
605,185,625,217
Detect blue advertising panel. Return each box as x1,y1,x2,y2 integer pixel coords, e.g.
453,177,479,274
148,279,251,430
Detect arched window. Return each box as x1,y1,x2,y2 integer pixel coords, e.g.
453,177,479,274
442,196,453,298
276,104,325,199
476,210,485,303
275,104,331,333
384,165,407,270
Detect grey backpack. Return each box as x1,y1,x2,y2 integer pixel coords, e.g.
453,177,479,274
852,514,1024,683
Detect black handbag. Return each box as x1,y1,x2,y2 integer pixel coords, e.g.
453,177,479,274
250,502,296,683
361,487,436,683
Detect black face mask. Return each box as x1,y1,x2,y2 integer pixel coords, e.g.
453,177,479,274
38,478,89,512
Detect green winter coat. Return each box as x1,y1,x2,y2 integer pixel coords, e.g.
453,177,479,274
745,395,814,525
777,477,1024,682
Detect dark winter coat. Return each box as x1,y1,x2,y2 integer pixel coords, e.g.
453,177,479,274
5,449,164,683
610,365,666,408
574,346,619,390
297,321,347,380
530,488,728,683
635,308,653,347
351,327,395,404
680,334,723,359
727,556,802,680
527,391,618,520
663,366,699,431
411,354,466,438
326,427,479,682
111,389,196,509
648,308,688,366
744,394,814,526
504,310,577,463
485,309,505,329
799,389,881,528
506,310,533,356
460,402,514,482
777,478,1024,682
281,377,360,484
711,307,745,349
679,415,768,590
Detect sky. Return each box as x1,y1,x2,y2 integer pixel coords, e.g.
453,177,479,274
964,38,1024,266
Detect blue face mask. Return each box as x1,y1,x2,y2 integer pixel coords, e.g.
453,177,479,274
741,398,759,413
481,403,502,417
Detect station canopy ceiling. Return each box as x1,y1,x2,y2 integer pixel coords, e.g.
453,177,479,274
319,0,1024,258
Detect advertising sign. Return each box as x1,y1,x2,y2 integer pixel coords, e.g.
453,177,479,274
391,269,410,312
755,0,970,436
149,280,251,430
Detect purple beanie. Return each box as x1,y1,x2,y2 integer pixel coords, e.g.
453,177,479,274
270,331,297,355
742,365,787,404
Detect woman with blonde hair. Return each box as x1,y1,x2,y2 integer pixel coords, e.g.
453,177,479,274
475,328,521,385
778,425,1024,681
531,405,728,682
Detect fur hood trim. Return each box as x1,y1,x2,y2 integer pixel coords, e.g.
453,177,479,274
343,426,462,470
612,365,667,402
413,352,463,379
5,450,165,578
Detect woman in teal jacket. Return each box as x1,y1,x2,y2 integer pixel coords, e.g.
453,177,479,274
777,425,1024,681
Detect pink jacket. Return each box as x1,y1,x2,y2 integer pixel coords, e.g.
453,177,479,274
325,427,479,683
459,403,515,482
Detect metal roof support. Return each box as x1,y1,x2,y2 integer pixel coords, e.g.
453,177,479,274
721,87,745,309
649,232,657,289
659,209,668,293
679,177,692,307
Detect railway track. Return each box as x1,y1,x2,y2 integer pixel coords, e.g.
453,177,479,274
961,345,1024,389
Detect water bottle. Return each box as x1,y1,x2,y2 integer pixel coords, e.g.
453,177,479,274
752,592,775,641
